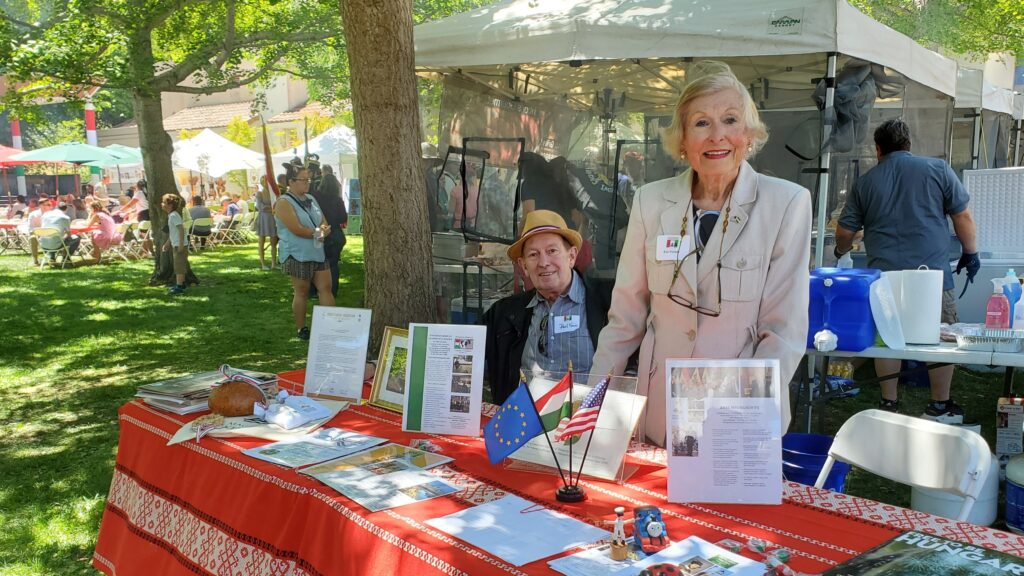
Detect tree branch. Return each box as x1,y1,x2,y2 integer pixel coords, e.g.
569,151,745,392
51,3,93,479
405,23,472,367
267,67,343,81
0,11,52,30
153,28,334,90
163,56,282,94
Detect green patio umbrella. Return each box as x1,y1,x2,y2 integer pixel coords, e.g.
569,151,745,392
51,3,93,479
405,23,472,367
83,145,144,193
12,141,129,165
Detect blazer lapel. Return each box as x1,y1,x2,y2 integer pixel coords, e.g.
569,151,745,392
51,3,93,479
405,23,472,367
697,163,757,284
660,171,697,295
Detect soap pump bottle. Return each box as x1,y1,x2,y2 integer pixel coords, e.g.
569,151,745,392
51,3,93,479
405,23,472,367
987,278,1011,329
1014,293,1024,332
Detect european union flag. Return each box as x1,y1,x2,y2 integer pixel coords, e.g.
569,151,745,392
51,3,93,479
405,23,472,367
484,382,544,464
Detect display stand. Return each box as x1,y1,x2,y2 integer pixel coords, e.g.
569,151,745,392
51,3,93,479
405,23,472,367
503,371,644,485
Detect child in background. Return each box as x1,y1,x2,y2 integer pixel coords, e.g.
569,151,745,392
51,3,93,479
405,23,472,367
161,194,188,295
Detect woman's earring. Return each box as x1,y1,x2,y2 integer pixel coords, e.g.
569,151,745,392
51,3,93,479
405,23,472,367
747,143,753,153
680,152,687,160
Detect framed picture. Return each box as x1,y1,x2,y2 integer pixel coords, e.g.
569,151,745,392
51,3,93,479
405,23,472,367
368,327,410,413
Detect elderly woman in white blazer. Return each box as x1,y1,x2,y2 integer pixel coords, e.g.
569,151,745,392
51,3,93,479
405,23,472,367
590,62,811,445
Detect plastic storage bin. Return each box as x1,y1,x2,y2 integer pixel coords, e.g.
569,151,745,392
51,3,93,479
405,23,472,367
807,268,881,352
782,433,851,492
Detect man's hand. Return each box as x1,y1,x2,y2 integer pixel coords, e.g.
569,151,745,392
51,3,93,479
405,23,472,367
955,252,981,298
833,245,846,261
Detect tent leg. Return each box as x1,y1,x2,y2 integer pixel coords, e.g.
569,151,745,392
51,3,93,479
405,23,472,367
971,107,982,170
813,53,837,269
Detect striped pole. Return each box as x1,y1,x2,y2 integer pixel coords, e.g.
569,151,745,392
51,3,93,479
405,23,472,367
85,97,101,184
11,117,26,196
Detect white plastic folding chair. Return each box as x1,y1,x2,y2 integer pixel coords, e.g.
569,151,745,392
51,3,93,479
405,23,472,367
189,217,214,253
814,409,991,521
33,227,72,269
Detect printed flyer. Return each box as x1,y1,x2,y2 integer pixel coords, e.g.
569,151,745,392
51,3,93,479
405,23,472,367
402,323,485,436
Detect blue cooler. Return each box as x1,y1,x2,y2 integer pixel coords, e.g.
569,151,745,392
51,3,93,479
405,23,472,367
807,268,881,352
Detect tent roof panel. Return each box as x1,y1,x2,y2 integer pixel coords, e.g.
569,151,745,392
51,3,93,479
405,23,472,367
415,0,957,97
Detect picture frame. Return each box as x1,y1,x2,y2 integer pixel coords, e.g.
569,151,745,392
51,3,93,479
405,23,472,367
368,327,410,413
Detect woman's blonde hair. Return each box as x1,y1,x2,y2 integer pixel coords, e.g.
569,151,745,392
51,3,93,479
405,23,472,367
88,200,107,213
662,61,769,161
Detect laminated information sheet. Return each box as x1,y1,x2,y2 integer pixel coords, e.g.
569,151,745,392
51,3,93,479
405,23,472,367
664,359,782,504
305,306,372,401
402,323,485,436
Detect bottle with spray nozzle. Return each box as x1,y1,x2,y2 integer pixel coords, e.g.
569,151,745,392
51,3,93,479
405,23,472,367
1003,269,1022,328
987,278,1011,329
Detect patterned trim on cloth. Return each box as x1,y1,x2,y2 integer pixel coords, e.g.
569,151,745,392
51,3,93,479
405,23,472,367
384,510,528,576
115,410,470,576
92,552,118,575
105,469,316,576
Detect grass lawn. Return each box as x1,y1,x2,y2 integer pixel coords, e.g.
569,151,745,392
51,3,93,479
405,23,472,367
0,238,364,575
0,234,1015,574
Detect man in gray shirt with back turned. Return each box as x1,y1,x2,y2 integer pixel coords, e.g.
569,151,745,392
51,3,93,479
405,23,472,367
835,118,979,423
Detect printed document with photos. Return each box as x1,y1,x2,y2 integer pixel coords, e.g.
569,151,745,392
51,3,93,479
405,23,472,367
402,324,485,436
665,359,782,504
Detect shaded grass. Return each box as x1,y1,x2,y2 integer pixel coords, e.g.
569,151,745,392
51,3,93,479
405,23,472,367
0,238,364,575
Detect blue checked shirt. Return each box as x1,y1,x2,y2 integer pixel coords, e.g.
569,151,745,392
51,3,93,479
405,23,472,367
520,271,594,376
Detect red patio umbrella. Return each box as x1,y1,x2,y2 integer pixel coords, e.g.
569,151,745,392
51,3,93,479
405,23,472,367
0,144,44,198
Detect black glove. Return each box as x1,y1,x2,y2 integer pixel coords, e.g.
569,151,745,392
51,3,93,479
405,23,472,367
833,245,847,261
955,251,981,298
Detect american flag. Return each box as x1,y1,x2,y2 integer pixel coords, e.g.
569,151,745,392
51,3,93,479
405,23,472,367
553,378,609,442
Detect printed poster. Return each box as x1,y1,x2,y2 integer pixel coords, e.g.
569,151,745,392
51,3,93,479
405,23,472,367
402,324,485,436
305,306,372,401
665,359,782,504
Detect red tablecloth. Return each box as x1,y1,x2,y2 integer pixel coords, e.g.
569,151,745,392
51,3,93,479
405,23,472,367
93,370,1024,576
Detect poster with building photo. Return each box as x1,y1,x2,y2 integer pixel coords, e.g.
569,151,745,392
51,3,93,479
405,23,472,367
402,324,485,436
665,359,782,504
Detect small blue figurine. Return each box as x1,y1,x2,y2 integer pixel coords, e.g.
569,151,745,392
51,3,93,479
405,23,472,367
633,505,668,551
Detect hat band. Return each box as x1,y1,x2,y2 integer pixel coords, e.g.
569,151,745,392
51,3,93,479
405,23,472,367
524,224,562,236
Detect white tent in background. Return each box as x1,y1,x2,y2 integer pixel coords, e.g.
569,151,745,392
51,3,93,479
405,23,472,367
272,125,359,200
272,124,358,160
173,129,265,177
954,68,1022,171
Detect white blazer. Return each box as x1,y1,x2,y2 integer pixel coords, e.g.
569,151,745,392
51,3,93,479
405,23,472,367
591,162,811,444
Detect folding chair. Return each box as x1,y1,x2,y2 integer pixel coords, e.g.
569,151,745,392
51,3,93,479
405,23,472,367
33,227,73,269
189,217,214,253
107,222,134,262
814,409,990,521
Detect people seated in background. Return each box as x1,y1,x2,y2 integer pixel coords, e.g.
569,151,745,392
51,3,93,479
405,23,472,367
232,193,249,216
39,201,81,262
86,200,123,262
115,180,149,222
220,196,240,222
188,195,213,241
482,210,610,405
23,198,50,266
5,195,27,219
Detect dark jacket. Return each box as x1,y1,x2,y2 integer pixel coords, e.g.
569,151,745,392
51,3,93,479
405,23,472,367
311,174,348,256
482,270,609,405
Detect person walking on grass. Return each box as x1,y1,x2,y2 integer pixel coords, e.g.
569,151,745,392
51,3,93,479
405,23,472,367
161,194,189,296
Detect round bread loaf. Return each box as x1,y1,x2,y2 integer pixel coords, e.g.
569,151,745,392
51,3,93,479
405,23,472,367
208,380,265,416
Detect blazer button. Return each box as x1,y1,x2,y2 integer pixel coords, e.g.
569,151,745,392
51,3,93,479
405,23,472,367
687,329,696,341
737,258,747,268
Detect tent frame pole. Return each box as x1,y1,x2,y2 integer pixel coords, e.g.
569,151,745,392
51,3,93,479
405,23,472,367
813,53,837,269
971,107,982,170
1013,118,1022,167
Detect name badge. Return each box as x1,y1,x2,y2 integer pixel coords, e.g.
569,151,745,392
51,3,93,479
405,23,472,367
553,315,581,334
656,234,690,261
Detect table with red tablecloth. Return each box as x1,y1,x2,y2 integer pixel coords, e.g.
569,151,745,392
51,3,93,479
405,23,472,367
93,370,1024,576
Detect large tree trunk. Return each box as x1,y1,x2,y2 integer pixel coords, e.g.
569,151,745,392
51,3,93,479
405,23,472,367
129,29,198,286
340,0,436,347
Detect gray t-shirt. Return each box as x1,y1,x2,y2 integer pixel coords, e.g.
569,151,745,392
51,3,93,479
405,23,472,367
838,151,970,291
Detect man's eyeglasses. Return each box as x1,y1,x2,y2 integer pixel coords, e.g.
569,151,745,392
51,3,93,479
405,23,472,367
538,314,549,356
667,199,732,317
291,178,310,183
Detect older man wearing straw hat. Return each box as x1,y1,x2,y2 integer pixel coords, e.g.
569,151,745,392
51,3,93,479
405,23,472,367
482,210,610,405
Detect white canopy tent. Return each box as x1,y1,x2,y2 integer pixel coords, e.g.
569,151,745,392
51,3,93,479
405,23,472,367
173,129,265,178
415,0,960,268
953,68,1022,172
272,125,359,200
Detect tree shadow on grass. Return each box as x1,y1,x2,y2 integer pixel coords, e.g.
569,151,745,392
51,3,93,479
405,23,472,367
0,241,366,575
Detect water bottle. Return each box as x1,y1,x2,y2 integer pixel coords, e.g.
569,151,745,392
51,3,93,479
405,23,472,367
313,227,324,249
1003,269,1022,327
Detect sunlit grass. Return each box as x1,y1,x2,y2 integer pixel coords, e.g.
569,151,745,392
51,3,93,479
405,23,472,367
0,238,364,575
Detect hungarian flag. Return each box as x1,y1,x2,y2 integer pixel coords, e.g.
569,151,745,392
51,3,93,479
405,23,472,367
262,121,279,198
533,373,572,432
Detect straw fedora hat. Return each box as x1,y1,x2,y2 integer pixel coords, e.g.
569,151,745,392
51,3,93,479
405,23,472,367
507,210,582,260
